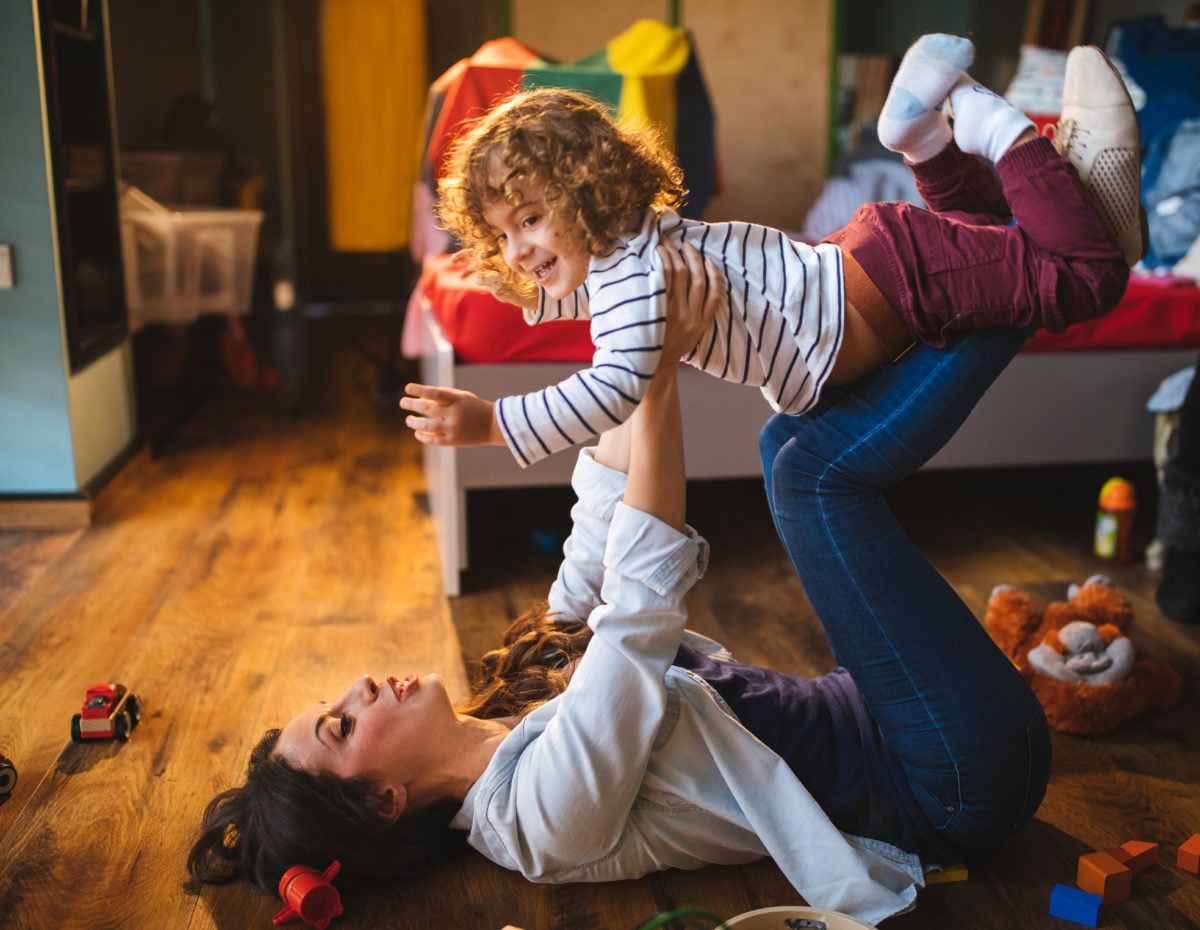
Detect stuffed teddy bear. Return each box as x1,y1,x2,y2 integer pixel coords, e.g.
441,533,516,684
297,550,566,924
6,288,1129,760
984,576,1184,735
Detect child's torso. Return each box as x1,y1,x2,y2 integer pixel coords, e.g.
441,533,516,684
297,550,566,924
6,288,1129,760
595,209,847,414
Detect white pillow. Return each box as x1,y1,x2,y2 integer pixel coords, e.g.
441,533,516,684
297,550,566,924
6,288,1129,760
1004,45,1068,115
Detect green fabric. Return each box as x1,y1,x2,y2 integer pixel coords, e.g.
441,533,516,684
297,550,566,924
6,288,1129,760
523,52,622,111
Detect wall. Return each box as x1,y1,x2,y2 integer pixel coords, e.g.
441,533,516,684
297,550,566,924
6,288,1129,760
840,0,1026,106
0,0,138,496
108,0,207,151
1090,0,1195,41
0,0,77,493
512,0,835,231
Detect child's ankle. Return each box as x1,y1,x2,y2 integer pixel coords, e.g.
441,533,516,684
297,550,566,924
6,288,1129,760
877,34,974,163
950,79,1035,164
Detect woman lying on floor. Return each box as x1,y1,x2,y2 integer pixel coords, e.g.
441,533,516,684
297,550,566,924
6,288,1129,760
187,241,1050,924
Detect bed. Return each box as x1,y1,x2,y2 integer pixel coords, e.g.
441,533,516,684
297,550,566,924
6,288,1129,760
410,254,1200,594
408,27,1200,596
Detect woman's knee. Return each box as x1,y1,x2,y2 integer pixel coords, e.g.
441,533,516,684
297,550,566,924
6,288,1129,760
760,418,841,502
946,703,1052,850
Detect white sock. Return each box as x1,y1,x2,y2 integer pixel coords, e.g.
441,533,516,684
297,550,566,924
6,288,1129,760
877,34,975,163
949,77,1036,164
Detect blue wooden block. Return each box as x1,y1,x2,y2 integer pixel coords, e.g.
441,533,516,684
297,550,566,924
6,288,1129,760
1049,883,1102,927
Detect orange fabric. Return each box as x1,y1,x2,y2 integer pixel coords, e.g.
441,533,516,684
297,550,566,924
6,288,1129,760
426,38,540,182
319,0,427,251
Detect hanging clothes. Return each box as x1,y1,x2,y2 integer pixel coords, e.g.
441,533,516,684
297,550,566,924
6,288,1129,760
319,0,427,252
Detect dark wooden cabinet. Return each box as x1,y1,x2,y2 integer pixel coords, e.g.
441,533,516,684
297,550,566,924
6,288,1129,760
39,0,128,372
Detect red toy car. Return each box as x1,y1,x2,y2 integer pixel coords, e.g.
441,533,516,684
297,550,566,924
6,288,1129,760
0,754,16,795
71,683,142,742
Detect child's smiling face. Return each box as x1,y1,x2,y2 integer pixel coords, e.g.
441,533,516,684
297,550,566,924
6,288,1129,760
482,164,591,300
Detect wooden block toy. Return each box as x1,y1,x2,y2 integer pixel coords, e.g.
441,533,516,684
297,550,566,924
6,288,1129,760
1178,833,1200,874
1108,840,1159,873
1077,850,1133,903
924,861,969,884
1050,884,1102,927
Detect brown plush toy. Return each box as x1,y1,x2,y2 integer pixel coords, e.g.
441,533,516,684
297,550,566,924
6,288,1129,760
984,576,1184,735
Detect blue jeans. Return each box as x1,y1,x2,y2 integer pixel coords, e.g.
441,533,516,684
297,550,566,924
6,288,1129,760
759,326,1051,854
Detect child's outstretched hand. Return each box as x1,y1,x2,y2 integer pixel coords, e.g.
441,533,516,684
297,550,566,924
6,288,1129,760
400,383,504,447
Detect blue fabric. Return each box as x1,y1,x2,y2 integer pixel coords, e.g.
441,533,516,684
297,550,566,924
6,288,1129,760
1118,18,1200,151
1118,18,1200,266
757,326,1052,854
1142,117,1200,267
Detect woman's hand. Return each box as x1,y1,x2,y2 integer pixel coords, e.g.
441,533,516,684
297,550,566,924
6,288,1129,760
400,383,504,446
596,244,721,476
621,244,721,528
658,242,719,368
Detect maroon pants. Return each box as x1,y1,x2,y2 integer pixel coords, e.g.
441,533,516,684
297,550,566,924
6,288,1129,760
823,137,1129,347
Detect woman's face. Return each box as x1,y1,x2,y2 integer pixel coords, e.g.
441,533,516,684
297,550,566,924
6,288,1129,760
275,673,457,810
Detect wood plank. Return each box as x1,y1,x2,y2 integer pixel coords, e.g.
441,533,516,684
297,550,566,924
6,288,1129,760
0,439,244,841
0,397,350,927
0,495,91,530
1,324,1198,929
0,527,82,615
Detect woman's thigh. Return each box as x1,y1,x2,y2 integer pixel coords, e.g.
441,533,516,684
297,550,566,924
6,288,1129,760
759,327,1051,849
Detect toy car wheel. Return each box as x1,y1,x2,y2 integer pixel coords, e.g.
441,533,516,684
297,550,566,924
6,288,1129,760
71,714,83,743
113,712,130,742
126,695,142,728
0,761,16,795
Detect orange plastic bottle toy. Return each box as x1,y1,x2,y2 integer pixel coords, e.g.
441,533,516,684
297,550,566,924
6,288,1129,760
1095,478,1137,562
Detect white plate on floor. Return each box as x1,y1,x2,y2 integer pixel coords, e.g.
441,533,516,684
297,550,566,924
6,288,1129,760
724,906,878,930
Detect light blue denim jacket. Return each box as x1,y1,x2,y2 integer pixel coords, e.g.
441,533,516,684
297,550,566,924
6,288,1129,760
451,448,923,925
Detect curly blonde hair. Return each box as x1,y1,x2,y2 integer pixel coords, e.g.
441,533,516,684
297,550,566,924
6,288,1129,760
436,87,688,301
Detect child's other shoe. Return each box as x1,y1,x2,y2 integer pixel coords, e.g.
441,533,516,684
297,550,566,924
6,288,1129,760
1053,45,1146,266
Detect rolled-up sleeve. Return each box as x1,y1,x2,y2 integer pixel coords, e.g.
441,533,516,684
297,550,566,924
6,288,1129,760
547,447,630,621
483,504,708,872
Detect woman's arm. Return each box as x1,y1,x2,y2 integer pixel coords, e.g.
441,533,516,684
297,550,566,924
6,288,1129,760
548,244,718,620
493,248,720,870
595,243,716,478
622,244,715,530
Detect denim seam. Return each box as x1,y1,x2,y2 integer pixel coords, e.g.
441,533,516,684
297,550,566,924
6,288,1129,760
812,340,970,824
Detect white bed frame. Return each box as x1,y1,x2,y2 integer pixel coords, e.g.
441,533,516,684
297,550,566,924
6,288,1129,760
420,301,1197,595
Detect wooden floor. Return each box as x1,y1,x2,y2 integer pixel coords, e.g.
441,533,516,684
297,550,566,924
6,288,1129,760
1,327,1198,930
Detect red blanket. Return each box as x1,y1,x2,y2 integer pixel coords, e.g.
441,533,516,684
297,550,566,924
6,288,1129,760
419,254,1200,363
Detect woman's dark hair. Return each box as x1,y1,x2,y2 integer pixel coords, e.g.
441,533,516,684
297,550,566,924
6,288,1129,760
186,729,465,896
186,602,592,896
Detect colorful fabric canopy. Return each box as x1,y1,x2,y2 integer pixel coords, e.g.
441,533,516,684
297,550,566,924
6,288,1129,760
422,20,718,218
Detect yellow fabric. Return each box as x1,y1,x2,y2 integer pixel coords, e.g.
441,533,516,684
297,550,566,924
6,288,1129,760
605,19,690,149
319,0,426,251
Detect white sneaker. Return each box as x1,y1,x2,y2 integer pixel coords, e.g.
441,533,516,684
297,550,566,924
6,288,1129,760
1053,45,1146,266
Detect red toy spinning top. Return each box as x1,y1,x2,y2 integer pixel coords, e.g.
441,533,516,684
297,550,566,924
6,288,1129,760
272,861,343,929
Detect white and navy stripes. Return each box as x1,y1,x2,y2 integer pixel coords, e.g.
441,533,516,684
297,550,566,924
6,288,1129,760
496,209,845,467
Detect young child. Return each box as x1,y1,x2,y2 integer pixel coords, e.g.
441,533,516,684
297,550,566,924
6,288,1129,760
402,35,1142,468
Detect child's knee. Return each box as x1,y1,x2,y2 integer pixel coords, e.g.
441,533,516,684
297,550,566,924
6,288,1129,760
1062,255,1129,323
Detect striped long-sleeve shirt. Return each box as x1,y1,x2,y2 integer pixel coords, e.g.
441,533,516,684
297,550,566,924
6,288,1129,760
495,209,846,467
